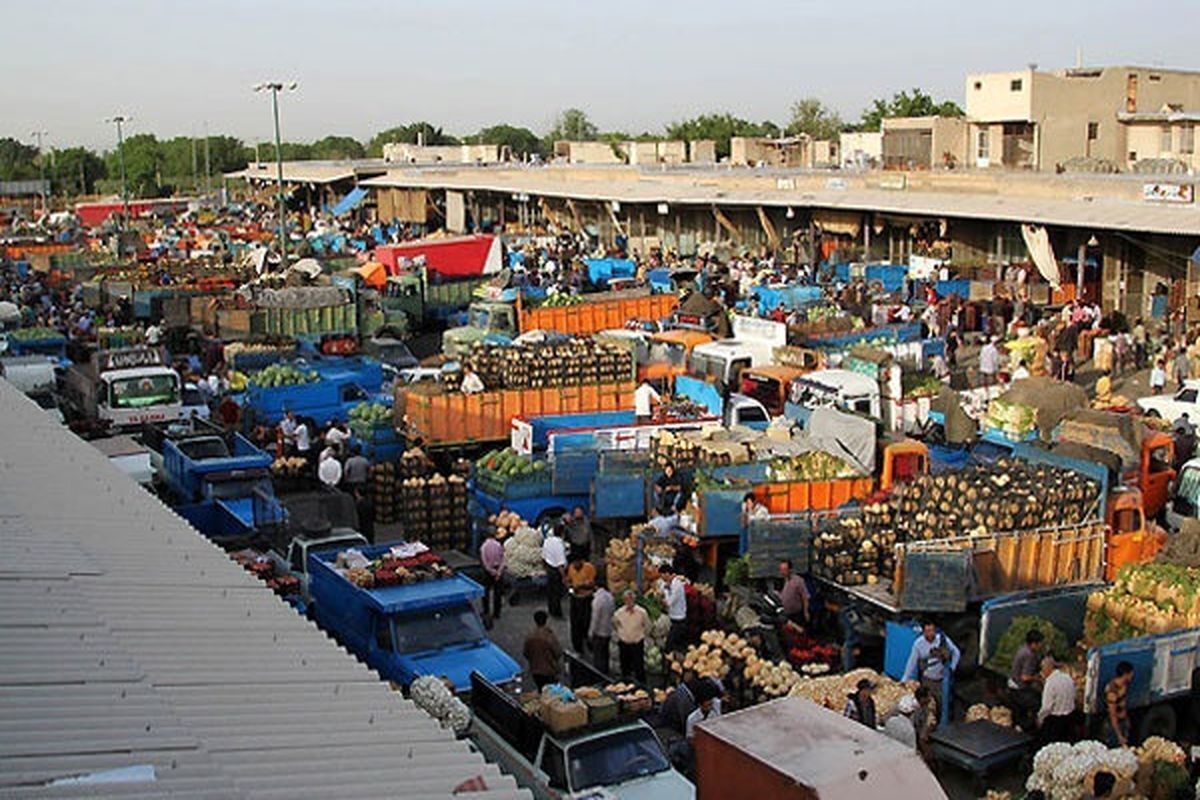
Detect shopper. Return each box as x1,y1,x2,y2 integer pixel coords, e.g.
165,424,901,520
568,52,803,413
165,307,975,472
588,577,614,675
901,620,960,717
342,444,371,491
564,506,592,561
1037,656,1077,745
541,526,567,619
479,532,506,627
317,447,342,488
565,553,596,654
913,686,938,765
1151,360,1167,395
979,336,1001,387
523,611,563,689
843,678,878,729
661,563,689,653
614,590,649,683
778,558,810,627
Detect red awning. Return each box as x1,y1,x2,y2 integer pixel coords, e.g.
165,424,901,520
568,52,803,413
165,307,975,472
374,234,501,278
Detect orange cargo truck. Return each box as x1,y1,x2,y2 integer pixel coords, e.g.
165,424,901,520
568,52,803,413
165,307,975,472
400,380,636,447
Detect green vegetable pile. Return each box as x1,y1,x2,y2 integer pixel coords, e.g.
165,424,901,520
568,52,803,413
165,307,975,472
536,293,584,308
986,615,1070,676
250,363,320,388
984,398,1038,437
723,555,750,587
902,373,943,399
9,326,63,342
349,402,392,434
474,447,547,493
766,451,857,482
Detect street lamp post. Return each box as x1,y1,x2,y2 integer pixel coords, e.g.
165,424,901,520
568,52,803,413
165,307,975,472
254,81,297,265
30,130,48,213
105,115,131,225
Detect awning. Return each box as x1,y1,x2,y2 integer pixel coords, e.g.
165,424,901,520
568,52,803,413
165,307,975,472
353,261,387,289
813,209,862,237
331,186,368,217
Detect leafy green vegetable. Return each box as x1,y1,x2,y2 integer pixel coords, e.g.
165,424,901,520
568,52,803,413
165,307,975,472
987,615,1070,676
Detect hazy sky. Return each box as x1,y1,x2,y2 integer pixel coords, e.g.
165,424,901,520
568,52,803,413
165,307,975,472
3,0,1197,152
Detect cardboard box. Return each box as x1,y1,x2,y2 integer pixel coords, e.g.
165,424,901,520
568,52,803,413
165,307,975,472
542,699,588,734
583,693,619,725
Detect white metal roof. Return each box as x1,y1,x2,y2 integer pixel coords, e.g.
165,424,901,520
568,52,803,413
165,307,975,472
0,378,529,800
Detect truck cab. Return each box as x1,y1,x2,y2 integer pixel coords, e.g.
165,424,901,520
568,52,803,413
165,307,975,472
787,368,881,420
642,329,713,391
470,671,693,800
378,274,424,333
739,365,810,418
61,346,183,433
443,301,517,357
309,543,520,691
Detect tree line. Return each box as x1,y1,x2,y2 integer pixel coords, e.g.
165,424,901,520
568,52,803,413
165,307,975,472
0,88,962,198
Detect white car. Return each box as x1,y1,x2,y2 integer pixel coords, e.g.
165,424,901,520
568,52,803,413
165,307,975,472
1137,379,1200,423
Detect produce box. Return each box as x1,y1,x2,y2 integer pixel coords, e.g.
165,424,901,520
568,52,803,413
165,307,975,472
541,699,588,734
618,694,651,716
582,693,618,725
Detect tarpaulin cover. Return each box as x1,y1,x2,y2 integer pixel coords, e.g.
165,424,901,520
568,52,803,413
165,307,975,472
999,377,1088,438
1021,224,1061,287
331,186,368,217
1054,408,1143,469
787,406,876,474
931,386,977,444
676,291,722,317
585,258,636,286
375,234,501,278
352,261,387,290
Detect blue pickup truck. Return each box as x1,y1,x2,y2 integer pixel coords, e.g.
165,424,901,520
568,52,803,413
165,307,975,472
239,356,388,428
308,543,521,691
142,418,286,543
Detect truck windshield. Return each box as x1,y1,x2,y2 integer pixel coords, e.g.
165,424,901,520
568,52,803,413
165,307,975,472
740,374,781,410
110,374,179,409
568,727,670,790
391,604,485,653
649,341,687,368
689,352,724,382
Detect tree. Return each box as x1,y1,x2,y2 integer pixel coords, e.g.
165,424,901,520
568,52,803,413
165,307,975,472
0,137,40,181
858,88,965,132
309,135,365,160
53,147,106,195
106,133,165,197
368,123,458,156
785,98,844,141
664,113,781,159
475,124,543,158
547,108,598,143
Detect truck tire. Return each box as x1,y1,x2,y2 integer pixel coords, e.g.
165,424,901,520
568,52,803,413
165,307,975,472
1135,703,1176,743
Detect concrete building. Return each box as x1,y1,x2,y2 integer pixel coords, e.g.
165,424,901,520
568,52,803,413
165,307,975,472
880,116,969,170
689,139,717,164
554,141,626,165
554,139,703,165
730,135,838,169
840,131,883,168
1119,109,1199,172
965,65,1200,171
382,142,504,164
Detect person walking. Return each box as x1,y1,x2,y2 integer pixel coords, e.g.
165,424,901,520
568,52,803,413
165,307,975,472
541,525,567,619
317,447,342,488
1150,359,1167,395
979,336,1001,387
564,506,593,561
901,620,960,718
883,694,919,751
614,589,649,683
661,564,689,653
1037,656,1077,745
1174,347,1191,388
479,532,506,627
588,577,614,675
565,553,596,654
779,558,810,627
342,444,371,492
913,686,938,765
523,611,563,690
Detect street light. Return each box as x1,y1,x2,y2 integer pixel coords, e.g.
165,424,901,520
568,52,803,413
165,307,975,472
105,116,132,225
254,81,298,265
30,130,48,213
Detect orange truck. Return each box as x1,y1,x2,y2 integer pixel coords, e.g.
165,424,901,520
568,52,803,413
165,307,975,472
399,380,635,447
442,289,678,357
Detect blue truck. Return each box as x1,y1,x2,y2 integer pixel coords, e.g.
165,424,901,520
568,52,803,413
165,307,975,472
142,418,286,543
308,543,521,691
239,356,388,428
980,585,1200,741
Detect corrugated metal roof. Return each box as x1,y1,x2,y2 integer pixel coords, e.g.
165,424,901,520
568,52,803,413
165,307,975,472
361,168,1200,236
0,379,530,800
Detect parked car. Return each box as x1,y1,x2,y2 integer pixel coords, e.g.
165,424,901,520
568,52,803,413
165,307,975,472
1138,379,1200,423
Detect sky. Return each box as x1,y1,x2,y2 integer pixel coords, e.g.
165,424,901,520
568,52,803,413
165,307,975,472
2,0,1197,152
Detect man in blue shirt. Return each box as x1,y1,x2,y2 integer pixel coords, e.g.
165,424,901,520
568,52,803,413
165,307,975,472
902,620,960,715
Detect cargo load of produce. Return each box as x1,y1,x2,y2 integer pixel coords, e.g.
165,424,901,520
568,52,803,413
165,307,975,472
765,450,858,482
249,363,320,387
463,338,633,390
224,340,296,370
983,398,1038,440
348,402,393,436
652,427,755,467
410,675,471,734
535,293,584,307
964,703,1014,727
482,510,527,541
334,542,454,588
398,472,470,552
474,447,548,495
7,326,63,342
503,526,545,579
986,616,1071,676
813,459,1100,587
1085,563,1200,644
1024,737,1189,799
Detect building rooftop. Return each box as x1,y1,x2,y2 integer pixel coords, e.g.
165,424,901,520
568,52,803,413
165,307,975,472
0,378,529,800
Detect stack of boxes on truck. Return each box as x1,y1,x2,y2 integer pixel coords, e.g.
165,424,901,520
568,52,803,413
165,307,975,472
398,464,471,552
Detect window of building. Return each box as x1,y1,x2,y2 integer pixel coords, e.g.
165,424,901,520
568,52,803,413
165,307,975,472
1181,124,1195,155
1010,78,1023,91
973,81,982,90
1161,125,1173,153
1087,122,1099,141
976,129,990,161
1129,151,1138,162
1149,74,1162,82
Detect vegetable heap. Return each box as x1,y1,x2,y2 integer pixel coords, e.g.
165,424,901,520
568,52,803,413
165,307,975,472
673,631,756,680
348,402,392,434
463,338,632,390
409,675,471,734
8,326,63,342
1026,740,1139,800
765,450,858,482
901,372,943,399
1085,563,1200,644
786,668,909,718
484,510,527,541
474,448,547,494
987,616,1071,677
249,363,320,388
983,397,1038,440
342,549,454,588
270,456,309,477
652,428,753,467
502,526,545,579
964,703,1013,727
536,293,584,307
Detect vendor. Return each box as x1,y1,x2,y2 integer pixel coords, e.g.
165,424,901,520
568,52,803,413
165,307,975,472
843,678,877,729
654,463,684,516
460,364,485,395
635,379,661,424
901,620,960,715
778,558,810,627
1007,628,1044,731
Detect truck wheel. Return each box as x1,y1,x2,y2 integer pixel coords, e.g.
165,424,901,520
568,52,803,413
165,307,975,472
1135,703,1176,743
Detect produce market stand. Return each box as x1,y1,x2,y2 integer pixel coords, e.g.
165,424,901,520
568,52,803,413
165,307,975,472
929,719,1031,792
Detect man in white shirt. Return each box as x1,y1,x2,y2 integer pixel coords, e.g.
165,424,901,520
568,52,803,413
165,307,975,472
145,323,162,346
661,563,688,653
460,365,485,395
279,411,300,454
634,380,660,423
294,419,311,456
979,337,1001,387
325,421,351,454
541,528,567,619
318,447,343,488
1037,656,1076,743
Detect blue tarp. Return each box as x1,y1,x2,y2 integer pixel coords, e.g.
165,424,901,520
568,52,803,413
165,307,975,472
331,186,368,217
585,258,636,286
647,268,671,294
752,284,824,312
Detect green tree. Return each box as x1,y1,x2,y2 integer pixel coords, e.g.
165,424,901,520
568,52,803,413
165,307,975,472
858,88,965,132
664,113,780,159
475,124,543,158
53,146,106,195
785,98,844,140
547,108,598,143
367,123,458,156
106,133,165,197
309,135,365,160
0,137,40,181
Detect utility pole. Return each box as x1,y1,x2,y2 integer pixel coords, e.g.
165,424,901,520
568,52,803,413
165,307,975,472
191,134,199,191
31,130,48,213
105,116,131,225
254,82,297,265
203,120,212,197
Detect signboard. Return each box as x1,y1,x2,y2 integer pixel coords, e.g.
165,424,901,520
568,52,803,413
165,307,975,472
776,178,796,191
1142,182,1195,204
511,418,533,455
878,174,907,190
98,347,165,371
